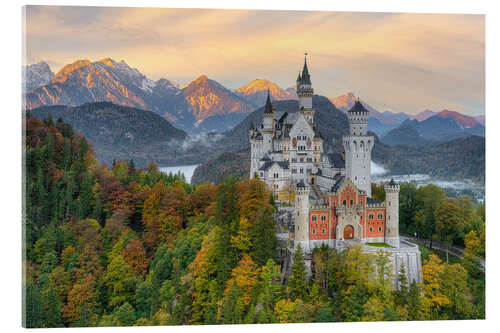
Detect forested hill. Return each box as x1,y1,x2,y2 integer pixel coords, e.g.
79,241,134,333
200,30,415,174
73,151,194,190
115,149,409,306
373,135,485,183
29,102,187,143
27,102,192,167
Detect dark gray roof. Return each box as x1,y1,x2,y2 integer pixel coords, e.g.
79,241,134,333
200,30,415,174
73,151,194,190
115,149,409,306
367,197,382,205
296,180,307,188
348,100,369,114
331,176,345,192
259,160,289,171
313,124,323,139
264,89,273,115
300,57,311,85
388,178,396,186
327,153,345,169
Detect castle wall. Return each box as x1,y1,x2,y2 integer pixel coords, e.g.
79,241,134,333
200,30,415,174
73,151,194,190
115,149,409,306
363,241,422,289
309,209,330,240
366,207,386,239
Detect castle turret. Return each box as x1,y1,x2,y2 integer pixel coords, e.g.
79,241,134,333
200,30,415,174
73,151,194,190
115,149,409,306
343,100,374,196
262,89,274,154
384,179,400,247
297,54,314,122
294,182,310,252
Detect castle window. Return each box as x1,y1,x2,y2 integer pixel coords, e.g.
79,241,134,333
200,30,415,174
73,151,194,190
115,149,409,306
378,213,383,219
292,158,297,163
300,158,304,162
370,227,373,232
300,168,304,174
321,215,326,222
260,172,263,177
350,200,353,206
312,216,317,222
343,200,346,206
274,173,279,178
312,229,316,235
378,227,382,232
322,229,326,235
292,168,297,174
369,214,374,220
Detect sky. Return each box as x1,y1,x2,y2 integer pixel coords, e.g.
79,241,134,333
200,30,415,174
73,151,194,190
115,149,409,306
24,6,485,116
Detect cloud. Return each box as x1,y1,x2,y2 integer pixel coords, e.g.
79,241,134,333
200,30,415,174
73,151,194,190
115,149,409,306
371,161,389,176
24,6,485,116
171,133,225,152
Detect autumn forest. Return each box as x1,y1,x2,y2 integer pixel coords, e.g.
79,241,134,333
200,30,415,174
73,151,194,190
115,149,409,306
23,115,485,327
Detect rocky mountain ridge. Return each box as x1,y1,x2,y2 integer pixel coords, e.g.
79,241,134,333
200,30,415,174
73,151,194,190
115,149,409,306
22,61,54,93
24,58,254,133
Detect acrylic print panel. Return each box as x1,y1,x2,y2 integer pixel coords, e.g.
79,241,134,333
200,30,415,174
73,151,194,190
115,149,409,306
22,5,485,328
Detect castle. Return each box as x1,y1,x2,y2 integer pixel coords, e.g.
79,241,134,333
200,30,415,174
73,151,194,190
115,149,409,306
250,56,422,286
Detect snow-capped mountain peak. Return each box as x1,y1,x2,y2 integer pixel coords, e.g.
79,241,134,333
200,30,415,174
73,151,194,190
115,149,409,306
22,60,55,93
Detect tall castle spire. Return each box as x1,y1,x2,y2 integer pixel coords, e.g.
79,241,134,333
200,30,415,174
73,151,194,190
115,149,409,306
264,88,273,114
301,54,311,84
296,53,314,119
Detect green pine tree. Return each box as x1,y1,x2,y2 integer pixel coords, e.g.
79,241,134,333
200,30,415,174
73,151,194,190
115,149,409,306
24,281,43,328
289,245,308,301
114,302,137,326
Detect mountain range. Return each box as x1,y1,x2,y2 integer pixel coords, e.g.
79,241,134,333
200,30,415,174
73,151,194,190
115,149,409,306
24,58,256,133
381,109,485,146
329,92,402,136
24,58,484,141
23,58,307,134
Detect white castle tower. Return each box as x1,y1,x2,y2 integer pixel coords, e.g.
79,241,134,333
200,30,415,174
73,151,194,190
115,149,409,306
294,182,310,252
384,179,400,247
296,55,314,123
343,100,374,197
